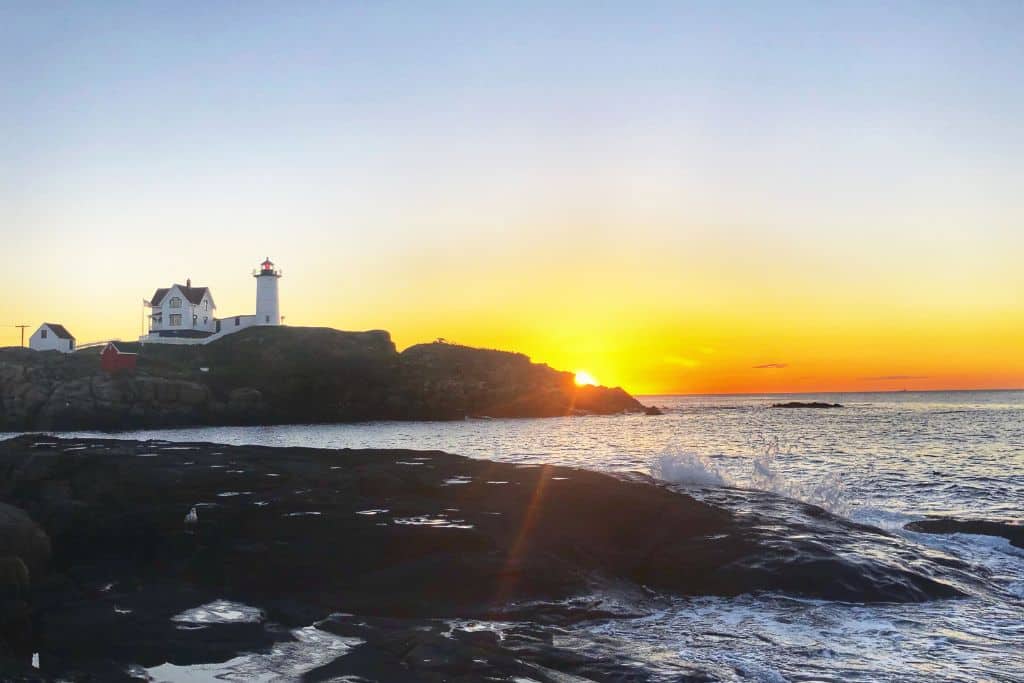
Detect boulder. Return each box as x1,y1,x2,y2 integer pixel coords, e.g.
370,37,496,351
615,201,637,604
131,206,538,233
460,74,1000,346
0,503,50,579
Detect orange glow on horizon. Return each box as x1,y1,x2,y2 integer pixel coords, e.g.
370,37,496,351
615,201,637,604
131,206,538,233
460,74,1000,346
4,214,1023,397
4,262,1023,396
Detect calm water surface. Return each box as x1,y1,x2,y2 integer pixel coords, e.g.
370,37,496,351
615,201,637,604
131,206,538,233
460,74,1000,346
21,390,1024,681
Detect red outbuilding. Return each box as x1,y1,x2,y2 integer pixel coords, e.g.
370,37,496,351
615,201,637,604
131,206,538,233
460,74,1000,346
101,341,140,373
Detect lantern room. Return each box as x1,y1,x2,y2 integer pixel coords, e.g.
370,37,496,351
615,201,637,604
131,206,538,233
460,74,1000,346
255,257,281,278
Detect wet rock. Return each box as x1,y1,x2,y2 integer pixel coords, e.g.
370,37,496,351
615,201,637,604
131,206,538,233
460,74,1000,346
0,435,968,679
0,504,50,578
905,518,1024,549
0,504,49,673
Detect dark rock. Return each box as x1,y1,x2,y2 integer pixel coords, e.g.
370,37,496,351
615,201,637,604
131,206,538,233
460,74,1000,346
0,435,970,679
0,504,49,672
0,504,50,579
644,405,664,415
0,327,651,430
771,401,843,409
905,518,1024,549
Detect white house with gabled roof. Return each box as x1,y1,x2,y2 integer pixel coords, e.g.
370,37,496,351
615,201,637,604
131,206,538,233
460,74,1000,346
146,278,217,339
29,323,76,353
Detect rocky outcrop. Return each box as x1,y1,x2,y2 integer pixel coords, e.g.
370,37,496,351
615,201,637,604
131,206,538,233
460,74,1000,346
0,503,49,667
0,505,49,580
0,438,970,679
0,327,647,430
0,436,969,679
905,518,1024,549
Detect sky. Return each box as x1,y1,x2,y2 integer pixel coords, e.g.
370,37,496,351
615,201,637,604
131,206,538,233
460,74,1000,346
2,2,1023,394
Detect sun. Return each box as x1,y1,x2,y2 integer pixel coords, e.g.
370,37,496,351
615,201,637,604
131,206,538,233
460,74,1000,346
574,370,599,386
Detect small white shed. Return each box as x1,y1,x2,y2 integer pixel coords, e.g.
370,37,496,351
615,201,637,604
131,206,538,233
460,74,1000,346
29,323,76,353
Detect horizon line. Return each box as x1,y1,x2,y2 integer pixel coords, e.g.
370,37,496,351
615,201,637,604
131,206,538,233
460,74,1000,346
637,387,1024,397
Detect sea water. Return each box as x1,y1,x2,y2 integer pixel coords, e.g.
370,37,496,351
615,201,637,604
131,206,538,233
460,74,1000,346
24,390,1024,681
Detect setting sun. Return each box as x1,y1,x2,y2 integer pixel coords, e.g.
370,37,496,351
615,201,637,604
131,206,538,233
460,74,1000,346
574,371,598,387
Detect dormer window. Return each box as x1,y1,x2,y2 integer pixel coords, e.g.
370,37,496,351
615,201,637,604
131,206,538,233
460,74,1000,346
170,297,182,308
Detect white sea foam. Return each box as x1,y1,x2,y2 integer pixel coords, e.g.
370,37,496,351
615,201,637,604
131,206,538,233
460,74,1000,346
650,439,850,517
172,600,264,624
650,452,727,487
144,625,360,682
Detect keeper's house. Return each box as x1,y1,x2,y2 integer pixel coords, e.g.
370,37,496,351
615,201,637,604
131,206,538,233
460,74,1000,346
146,279,217,340
29,323,76,353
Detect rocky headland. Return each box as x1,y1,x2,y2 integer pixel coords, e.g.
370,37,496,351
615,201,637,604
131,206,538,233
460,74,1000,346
0,435,973,680
0,327,646,431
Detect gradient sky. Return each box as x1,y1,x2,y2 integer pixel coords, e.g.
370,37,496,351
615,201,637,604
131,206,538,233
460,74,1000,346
2,2,1023,394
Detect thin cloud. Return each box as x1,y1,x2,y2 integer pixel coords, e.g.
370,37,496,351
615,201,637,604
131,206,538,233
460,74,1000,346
862,375,929,381
752,363,788,369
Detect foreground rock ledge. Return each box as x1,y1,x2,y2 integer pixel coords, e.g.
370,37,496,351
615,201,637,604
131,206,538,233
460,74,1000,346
0,436,963,679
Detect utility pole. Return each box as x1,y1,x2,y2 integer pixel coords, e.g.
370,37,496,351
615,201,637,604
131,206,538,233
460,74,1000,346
15,324,29,347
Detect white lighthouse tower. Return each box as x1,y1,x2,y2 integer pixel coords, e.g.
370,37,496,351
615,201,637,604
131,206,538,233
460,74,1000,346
254,257,282,325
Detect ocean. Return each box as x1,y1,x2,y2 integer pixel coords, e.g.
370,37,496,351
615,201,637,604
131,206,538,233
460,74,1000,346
22,390,1024,681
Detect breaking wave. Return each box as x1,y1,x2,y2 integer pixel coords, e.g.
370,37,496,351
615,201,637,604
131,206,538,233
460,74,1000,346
650,452,727,488
650,437,851,517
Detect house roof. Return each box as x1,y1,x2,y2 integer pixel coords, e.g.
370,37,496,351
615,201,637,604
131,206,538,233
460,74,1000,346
42,323,75,340
106,341,141,354
151,285,211,307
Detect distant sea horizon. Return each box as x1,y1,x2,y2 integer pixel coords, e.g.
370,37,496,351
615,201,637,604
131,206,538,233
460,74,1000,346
639,387,1024,397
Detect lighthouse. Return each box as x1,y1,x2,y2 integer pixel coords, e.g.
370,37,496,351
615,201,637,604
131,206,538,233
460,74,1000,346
254,257,282,325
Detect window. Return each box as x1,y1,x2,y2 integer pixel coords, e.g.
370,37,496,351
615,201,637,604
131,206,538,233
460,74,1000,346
235,316,240,326
41,329,48,339
265,315,270,323
205,300,209,311
170,314,182,326
170,297,182,308
203,317,208,324
193,314,198,325
70,340,75,350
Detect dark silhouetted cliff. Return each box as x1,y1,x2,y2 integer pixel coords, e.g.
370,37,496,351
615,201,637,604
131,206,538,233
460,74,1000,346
0,327,647,430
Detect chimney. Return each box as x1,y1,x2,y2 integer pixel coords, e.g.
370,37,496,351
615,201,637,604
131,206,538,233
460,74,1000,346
186,278,191,288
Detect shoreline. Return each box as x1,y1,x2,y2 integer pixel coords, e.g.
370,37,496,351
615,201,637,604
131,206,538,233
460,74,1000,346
0,436,970,679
